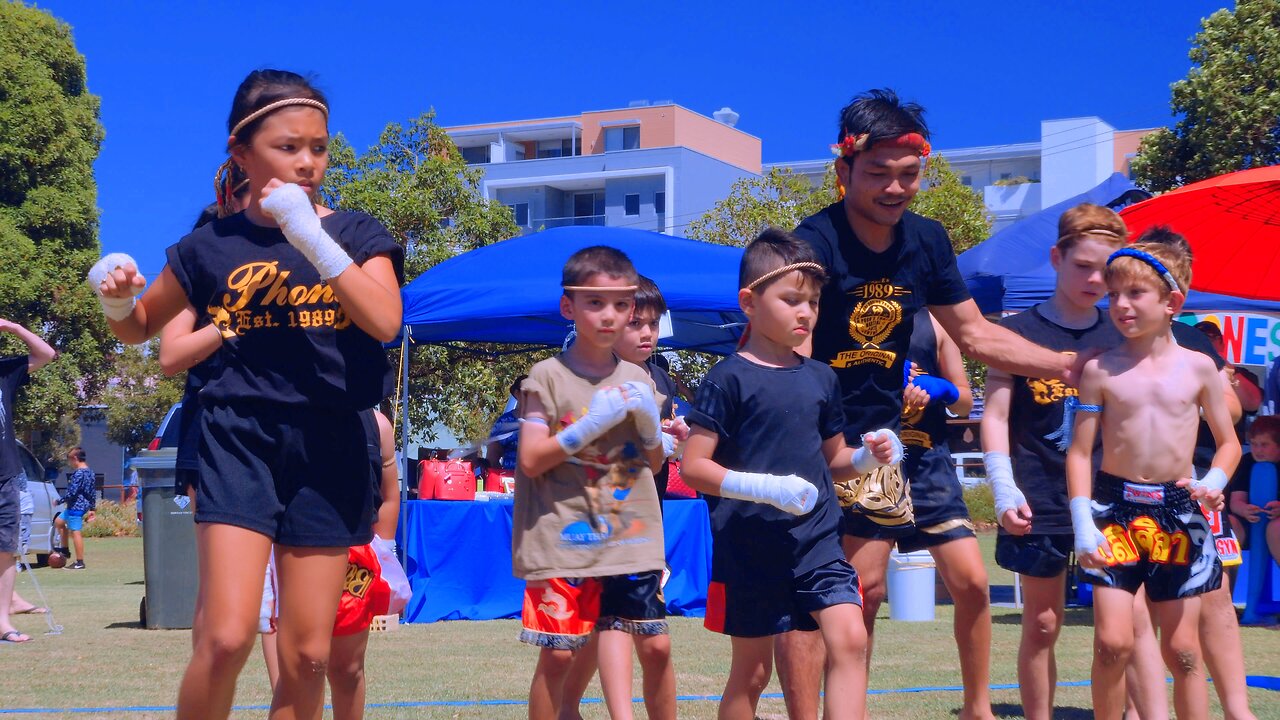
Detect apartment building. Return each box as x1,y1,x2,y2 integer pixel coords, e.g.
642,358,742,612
445,102,760,236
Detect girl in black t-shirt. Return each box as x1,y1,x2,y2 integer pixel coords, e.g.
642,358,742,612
89,70,404,719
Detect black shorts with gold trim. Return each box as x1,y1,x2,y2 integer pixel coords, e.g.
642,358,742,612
896,445,974,553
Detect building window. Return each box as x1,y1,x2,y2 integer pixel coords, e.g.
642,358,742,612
460,145,489,164
508,203,529,226
624,194,640,216
654,192,666,214
536,139,579,159
960,176,972,187
604,126,641,152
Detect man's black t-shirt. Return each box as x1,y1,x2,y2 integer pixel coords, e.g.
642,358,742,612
795,204,970,440
165,211,404,412
687,354,846,583
0,355,29,480
645,358,679,495
999,306,1121,533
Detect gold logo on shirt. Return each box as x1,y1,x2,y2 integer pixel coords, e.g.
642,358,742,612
829,280,909,369
212,261,352,336
1026,377,1077,405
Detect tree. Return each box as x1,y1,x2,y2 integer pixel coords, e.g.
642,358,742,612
686,167,837,247
1131,0,1280,191
910,155,991,254
321,112,529,444
102,341,185,454
0,3,113,460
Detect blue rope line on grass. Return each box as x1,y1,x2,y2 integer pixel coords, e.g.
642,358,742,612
2,677,1275,714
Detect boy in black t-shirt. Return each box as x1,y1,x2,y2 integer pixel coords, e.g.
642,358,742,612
683,229,899,720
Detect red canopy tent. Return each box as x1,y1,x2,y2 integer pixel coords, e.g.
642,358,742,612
1120,165,1280,301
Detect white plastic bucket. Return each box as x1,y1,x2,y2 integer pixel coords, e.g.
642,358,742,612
886,549,936,621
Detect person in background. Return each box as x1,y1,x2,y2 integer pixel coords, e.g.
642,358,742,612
55,447,97,570
1194,320,1261,438
0,318,56,643
486,376,526,483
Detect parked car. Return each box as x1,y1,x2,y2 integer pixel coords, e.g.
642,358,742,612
17,440,64,565
147,401,184,451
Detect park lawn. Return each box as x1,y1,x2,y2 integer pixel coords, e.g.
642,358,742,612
3,535,1277,719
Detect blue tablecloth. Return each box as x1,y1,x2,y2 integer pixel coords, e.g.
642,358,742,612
398,498,712,623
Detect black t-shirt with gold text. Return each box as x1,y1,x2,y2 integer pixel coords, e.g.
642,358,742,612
999,306,1120,533
165,211,404,412
795,204,970,441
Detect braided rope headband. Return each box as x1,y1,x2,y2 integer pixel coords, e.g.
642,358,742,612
230,98,329,139
562,285,639,292
746,262,825,291
1107,248,1181,293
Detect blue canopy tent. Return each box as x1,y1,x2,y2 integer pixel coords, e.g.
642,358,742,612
958,174,1280,314
392,225,746,495
399,226,746,353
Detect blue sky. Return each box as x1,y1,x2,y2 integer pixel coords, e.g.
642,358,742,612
37,0,1230,276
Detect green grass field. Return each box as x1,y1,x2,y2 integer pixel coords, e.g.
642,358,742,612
3,535,1276,719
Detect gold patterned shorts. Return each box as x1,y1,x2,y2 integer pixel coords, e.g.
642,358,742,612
833,463,914,527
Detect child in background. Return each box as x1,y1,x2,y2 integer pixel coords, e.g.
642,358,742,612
513,246,673,720
55,447,96,570
1230,415,1280,568
1067,241,1239,720
558,274,687,720
327,409,410,720
682,228,899,720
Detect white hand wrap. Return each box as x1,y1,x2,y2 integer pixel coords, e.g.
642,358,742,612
87,252,143,321
1070,496,1106,558
721,470,818,516
852,428,904,474
260,184,353,279
555,387,629,455
621,380,663,449
661,431,678,459
983,451,1027,519
1191,467,1229,494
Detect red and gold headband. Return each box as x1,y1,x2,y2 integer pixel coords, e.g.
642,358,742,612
830,132,932,160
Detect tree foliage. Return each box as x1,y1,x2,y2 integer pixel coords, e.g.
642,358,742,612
686,167,836,247
102,341,185,454
1131,0,1280,191
0,2,113,459
321,112,531,444
911,156,992,254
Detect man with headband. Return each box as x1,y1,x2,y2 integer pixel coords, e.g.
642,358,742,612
778,89,1090,720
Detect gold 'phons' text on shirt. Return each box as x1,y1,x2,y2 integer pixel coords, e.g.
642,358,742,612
213,261,352,336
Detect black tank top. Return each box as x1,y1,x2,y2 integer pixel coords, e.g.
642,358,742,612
902,309,953,485
998,305,1121,533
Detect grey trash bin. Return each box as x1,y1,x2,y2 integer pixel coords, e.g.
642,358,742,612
133,449,197,629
